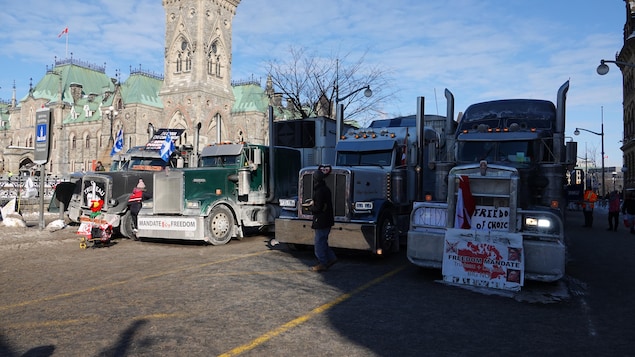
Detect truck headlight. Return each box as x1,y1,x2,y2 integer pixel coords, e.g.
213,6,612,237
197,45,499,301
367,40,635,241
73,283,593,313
186,200,200,209
525,217,552,228
412,205,447,228
143,201,153,209
354,202,373,210
279,199,296,208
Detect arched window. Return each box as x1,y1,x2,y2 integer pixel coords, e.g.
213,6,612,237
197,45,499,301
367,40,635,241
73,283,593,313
208,52,213,75
185,51,192,71
176,52,183,72
85,134,91,149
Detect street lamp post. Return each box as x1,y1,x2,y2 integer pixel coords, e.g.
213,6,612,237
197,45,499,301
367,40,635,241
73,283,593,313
574,120,604,197
334,84,372,141
596,59,635,75
334,59,373,117
104,105,118,145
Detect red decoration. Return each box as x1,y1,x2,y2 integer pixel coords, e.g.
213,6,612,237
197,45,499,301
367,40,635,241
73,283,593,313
90,199,104,213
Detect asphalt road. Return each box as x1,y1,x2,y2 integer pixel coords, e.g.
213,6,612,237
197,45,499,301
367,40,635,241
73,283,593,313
0,208,633,356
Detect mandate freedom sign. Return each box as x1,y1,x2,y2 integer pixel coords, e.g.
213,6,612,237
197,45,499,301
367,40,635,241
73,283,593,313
138,217,197,231
442,228,524,291
34,108,52,165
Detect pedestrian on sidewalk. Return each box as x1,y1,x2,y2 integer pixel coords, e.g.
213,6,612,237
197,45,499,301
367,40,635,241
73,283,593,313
582,189,598,228
621,191,635,234
607,190,620,232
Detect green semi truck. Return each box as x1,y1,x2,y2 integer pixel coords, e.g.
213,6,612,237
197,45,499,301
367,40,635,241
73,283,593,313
134,108,346,244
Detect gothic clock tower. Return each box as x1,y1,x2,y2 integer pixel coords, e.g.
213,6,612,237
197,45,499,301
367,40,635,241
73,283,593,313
160,0,241,146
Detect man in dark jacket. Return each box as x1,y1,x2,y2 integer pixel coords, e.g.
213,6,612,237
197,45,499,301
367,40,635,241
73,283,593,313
303,168,336,272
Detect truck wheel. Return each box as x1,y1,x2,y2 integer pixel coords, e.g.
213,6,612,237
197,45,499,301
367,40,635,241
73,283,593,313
377,212,396,255
206,205,234,245
121,212,138,241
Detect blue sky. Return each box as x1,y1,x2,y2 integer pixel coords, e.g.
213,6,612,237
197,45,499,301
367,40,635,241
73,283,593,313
0,0,628,167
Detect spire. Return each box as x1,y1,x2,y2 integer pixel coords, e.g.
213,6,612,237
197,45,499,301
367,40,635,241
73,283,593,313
11,80,16,108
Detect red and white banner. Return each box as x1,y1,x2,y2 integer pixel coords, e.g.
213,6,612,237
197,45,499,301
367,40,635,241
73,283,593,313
454,175,475,229
442,228,524,291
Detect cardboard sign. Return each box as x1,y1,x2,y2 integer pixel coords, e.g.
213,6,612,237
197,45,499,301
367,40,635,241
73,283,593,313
442,228,524,291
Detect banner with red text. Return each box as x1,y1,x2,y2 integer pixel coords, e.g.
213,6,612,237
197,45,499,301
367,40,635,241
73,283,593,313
442,228,524,291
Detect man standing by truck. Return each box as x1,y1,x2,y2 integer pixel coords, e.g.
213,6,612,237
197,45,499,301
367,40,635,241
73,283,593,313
303,168,336,272
128,179,151,236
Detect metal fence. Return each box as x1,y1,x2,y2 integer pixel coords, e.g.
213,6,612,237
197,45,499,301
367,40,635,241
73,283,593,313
0,175,65,199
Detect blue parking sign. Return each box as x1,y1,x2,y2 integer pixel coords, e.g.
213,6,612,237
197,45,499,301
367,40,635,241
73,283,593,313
34,108,51,164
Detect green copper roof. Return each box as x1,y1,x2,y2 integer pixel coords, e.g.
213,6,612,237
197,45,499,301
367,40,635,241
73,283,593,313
232,82,269,113
120,73,163,108
26,62,114,105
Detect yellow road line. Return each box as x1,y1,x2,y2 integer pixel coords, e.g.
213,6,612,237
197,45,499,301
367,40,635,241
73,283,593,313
218,264,408,357
0,250,271,312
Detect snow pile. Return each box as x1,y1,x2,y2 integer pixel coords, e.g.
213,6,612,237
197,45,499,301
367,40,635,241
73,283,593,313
1,198,26,227
46,219,66,232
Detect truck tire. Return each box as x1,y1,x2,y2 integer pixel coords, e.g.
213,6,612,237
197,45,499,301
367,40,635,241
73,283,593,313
377,211,396,255
205,205,234,245
120,211,138,241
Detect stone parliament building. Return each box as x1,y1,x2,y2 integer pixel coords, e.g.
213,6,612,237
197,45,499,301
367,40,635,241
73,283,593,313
0,0,301,177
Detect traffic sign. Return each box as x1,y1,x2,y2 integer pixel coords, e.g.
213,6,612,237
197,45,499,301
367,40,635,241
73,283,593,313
34,108,51,165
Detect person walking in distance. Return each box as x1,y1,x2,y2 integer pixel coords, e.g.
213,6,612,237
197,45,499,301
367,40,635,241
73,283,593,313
128,179,150,237
622,191,635,234
607,190,620,232
303,167,336,272
582,188,597,228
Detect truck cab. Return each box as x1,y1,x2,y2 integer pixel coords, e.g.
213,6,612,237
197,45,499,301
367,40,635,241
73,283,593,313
66,129,190,238
135,142,301,244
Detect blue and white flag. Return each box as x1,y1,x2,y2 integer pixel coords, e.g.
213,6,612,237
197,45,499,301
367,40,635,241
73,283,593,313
160,132,175,162
110,128,124,156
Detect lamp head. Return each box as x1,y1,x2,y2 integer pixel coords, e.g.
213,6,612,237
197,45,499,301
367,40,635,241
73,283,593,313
597,60,610,75
574,128,580,136
363,87,372,98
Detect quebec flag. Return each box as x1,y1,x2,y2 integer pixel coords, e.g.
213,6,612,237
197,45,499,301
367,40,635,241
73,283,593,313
110,128,124,156
160,132,175,162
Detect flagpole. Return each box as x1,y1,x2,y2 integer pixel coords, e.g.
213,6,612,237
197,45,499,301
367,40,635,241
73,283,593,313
65,28,68,58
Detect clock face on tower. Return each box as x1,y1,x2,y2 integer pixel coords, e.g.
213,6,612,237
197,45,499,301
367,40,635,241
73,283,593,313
181,41,188,50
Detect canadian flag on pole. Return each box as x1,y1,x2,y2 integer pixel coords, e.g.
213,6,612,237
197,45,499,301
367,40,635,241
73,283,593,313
57,27,68,38
454,175,476,229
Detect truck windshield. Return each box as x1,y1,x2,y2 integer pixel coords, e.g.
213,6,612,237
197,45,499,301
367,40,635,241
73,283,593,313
337,150,393,167
457,141,532,164
200,155,239,167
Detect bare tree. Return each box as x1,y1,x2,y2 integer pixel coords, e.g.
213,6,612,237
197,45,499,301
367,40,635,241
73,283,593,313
265,46,394,124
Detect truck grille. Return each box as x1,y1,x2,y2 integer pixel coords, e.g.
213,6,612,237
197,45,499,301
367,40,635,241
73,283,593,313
299,170,349,219
80,174,111,209
153,170,184,214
